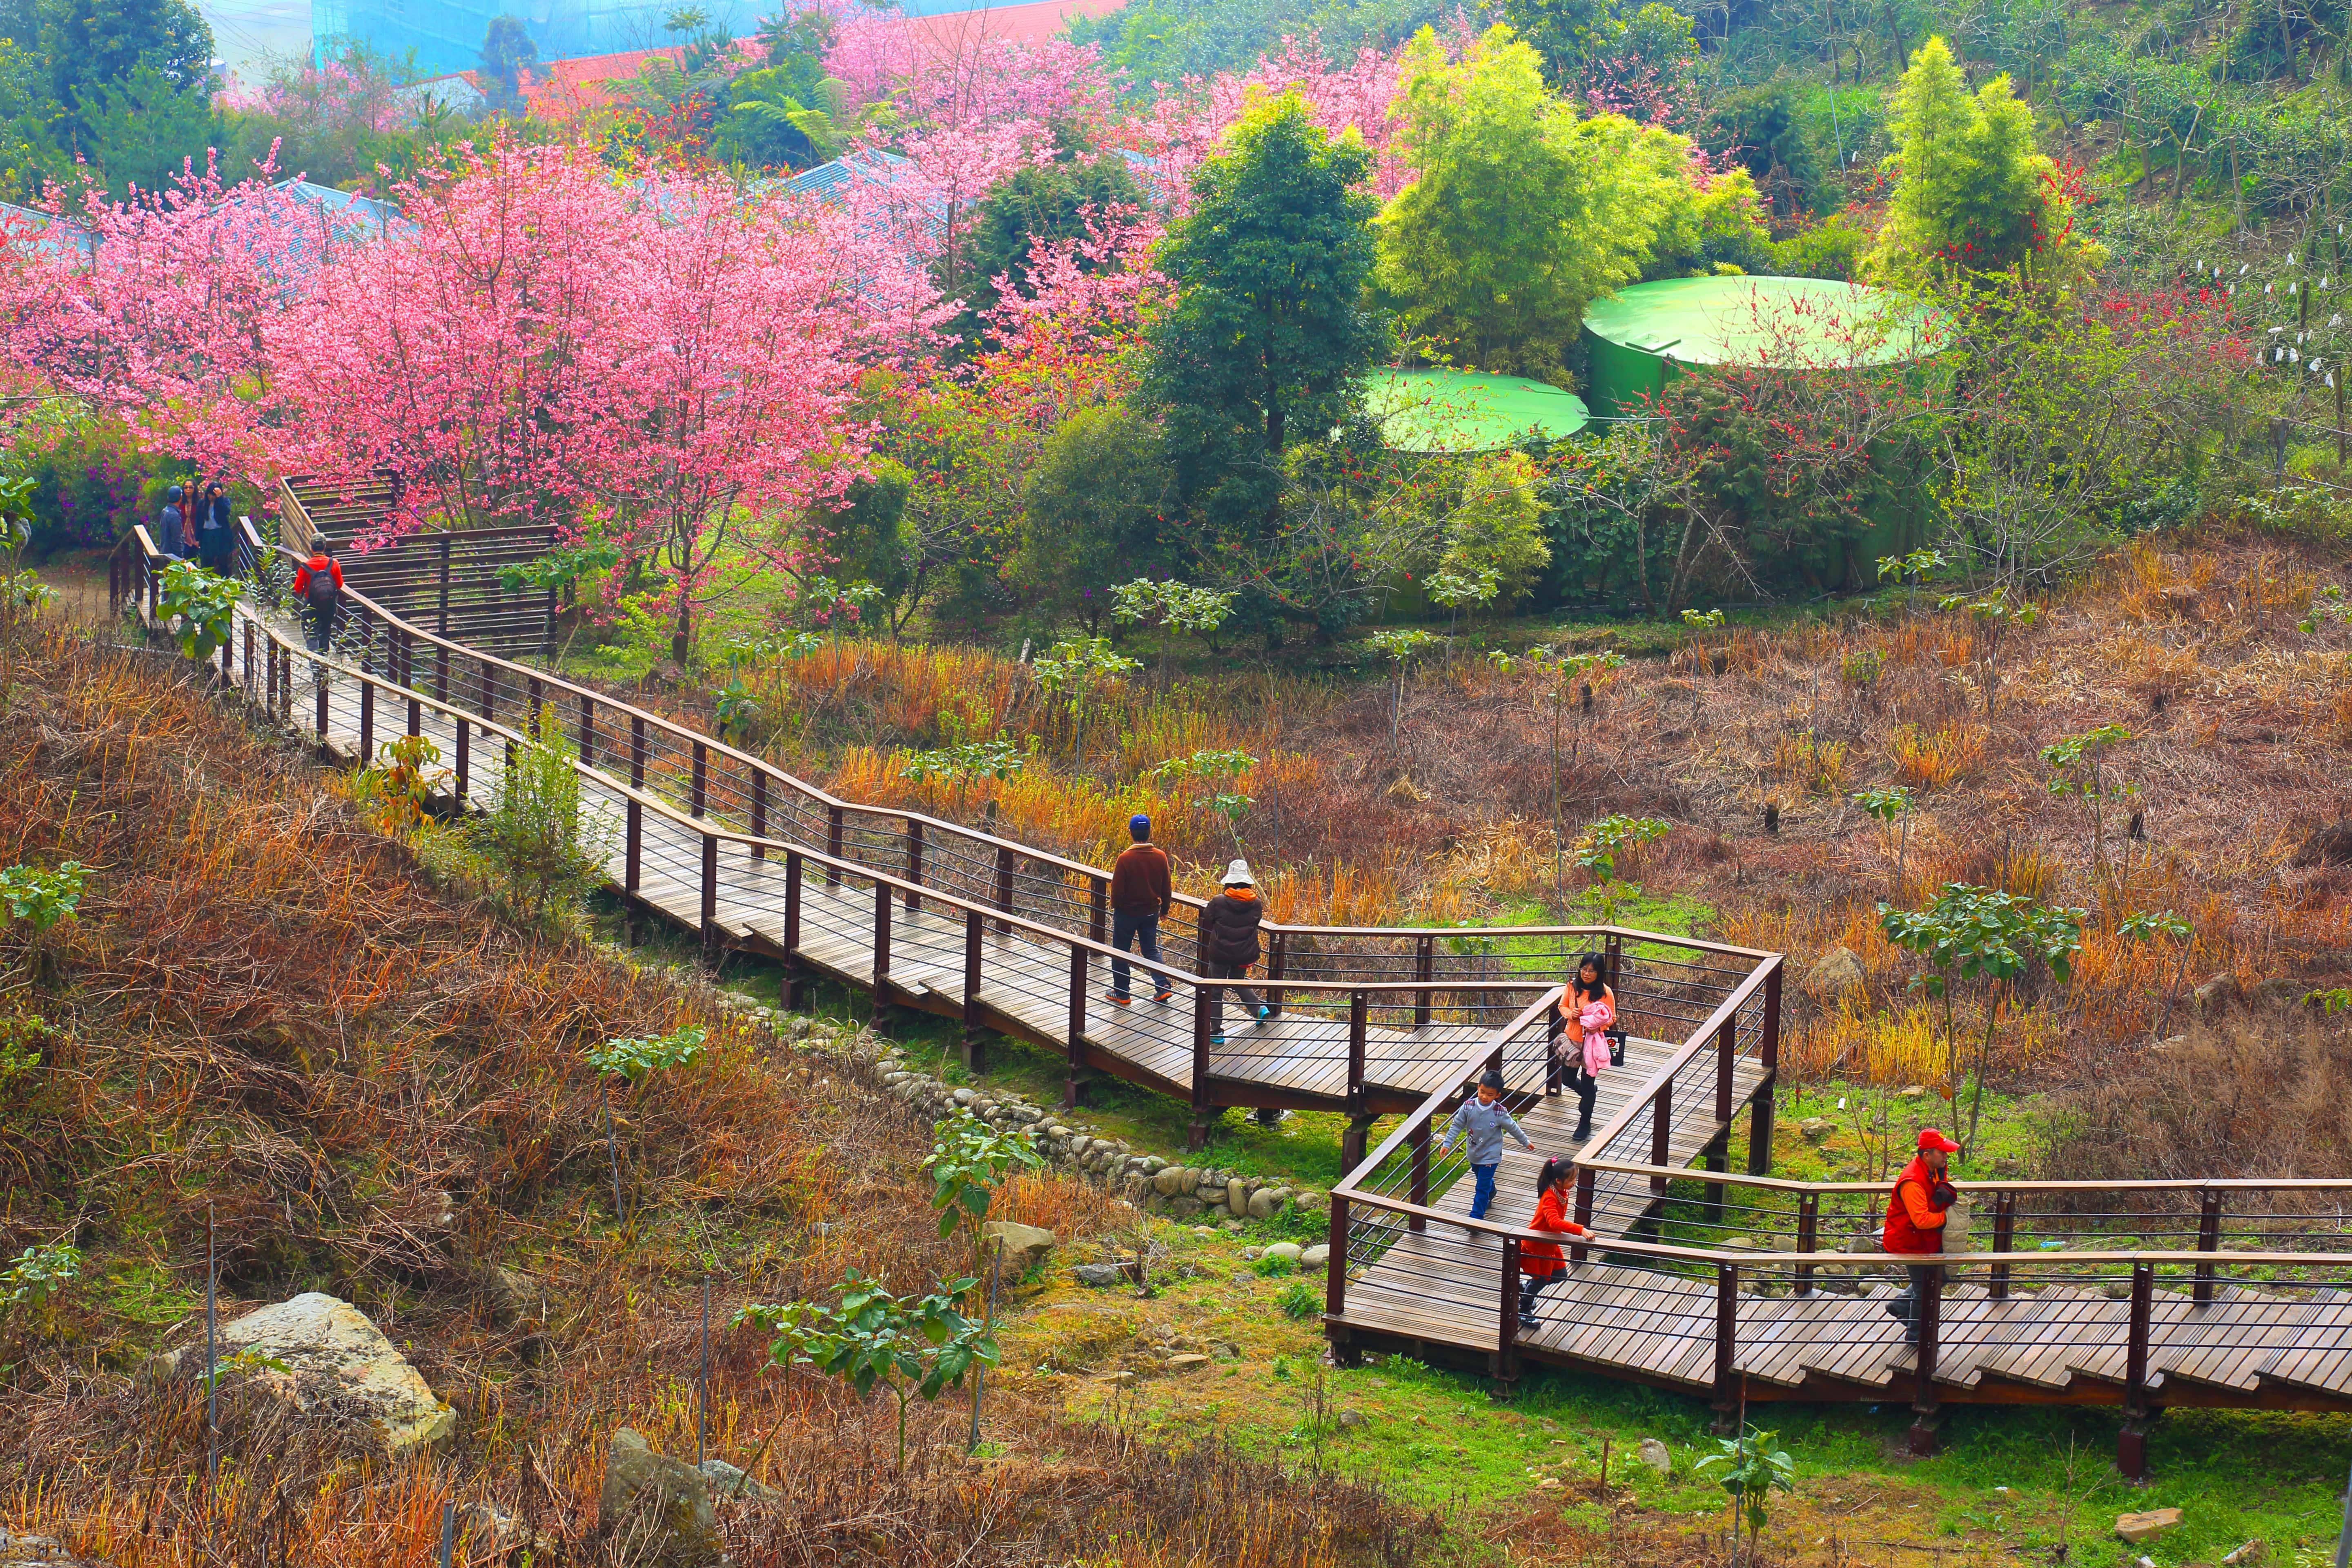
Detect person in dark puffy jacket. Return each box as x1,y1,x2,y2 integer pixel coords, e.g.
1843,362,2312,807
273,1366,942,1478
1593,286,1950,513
1200,858,1270,1046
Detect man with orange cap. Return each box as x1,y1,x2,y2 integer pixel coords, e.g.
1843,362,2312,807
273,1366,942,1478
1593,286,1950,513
1882,1127,1962,1343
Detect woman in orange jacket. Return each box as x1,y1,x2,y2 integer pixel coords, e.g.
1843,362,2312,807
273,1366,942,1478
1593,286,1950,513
1518,1156,1591,1330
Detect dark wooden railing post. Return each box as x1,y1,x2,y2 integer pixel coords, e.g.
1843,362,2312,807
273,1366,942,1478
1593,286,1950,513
699,833,719,966
242,621,254,694
455,718,470,807
828,806,846,889
1065,942,1086,1109
1188,987,1212,1149
872,875,892,997
992,844,1013,933
1265,929,1285,1018
1649,1075,1672,1194
578,693,595,766
1989,1193,2016,1300
749,772,768,862
961,908,985,1074
781,851,806,1008
1325,1194,1349,1322
1545,1002,1564,1096
1712,1262,1740,1429
690,742,708,819
2194,1190,2221,1304
904,820,923,911
629,714,646,788
1088,876,1107,946
1414,935,1434,1027
313,655,327,742
2118,1261,2156,1481
437,532,452,640
1494,1237,1522,1390
1907,1263,1943,1455
1750,960,1784,1176
1795,1194,1819,1296
1346,991,1368,1115
481,656,495,724
1715,1016,1736,1123
1571,1167,1593,1264
1407,1121,1430,1234
357,672,374,765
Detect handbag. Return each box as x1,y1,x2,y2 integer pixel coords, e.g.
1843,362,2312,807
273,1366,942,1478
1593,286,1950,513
1606,1029,1627,1068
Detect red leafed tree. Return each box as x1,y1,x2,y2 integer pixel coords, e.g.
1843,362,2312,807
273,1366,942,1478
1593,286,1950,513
0,151,309,479
266,138,884,664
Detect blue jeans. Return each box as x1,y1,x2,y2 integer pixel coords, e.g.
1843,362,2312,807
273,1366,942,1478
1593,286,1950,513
1109,911,1166,998
1470,1162,1499,1220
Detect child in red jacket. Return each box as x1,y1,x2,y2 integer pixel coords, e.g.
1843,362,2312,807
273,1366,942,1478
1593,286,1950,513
1519,1156,1591,1330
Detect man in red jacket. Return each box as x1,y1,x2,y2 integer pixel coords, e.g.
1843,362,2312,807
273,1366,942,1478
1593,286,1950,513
1105,814,1172,1005
1882,1126,1961,1343
291,537,344,653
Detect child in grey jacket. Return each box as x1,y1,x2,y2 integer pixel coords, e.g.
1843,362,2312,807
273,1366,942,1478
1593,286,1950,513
1437,1069,1536,1220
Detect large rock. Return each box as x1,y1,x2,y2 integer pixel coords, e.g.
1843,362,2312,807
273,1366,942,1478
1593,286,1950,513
1153,1166,1189,1197
1803,947,1867,999
2116,1509,2183,1545
162,1293,452,1457
2194,972,2242,1012
1299,1244,1331,1268
601,1428,722,1567
1227,1178,1250,1216
1261,1242,1303,1264
697,1457,780,1503
1071,1263,1127,1287
982,1220,1056,1280
1247,1188,1282,1220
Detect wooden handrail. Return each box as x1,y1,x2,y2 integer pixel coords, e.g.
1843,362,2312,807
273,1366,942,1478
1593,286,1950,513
247,534,1777,971
1574,1158,2352,1197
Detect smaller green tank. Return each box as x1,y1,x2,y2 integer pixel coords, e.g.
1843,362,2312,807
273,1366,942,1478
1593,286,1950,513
1366,368,1590,452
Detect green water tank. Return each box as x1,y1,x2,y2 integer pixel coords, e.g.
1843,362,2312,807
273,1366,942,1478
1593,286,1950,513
1365,368,1590,452
1581,276,1940,421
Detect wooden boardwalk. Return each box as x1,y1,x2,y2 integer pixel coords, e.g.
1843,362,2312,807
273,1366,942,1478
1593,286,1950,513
120,524,2352,1472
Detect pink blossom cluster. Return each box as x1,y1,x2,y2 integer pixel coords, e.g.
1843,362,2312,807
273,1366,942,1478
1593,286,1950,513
1131,36,1412,207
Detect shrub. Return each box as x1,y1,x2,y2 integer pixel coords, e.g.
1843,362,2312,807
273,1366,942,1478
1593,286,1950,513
461,703,613,923
1278,1280,1320,1320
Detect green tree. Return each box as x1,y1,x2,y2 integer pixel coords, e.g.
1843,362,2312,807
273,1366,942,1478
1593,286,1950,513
710,10,848,170
924,1108,1044,1290
1012,407,1180,633
1139,90,1381,541
953,154,1148,342
465,704,613,924
1441,450,1550,612
1032,637,1140,766
478,15,538,115
1869,38,2082,283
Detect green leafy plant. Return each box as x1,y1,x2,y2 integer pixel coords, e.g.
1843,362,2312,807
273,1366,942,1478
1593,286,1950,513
204,1345,296,1392
924,1107,1043,1289
2,1241,80,1338
0,862,86,984
157,560,244,663
1110,578,1236,688
2038,723,2137,883
1938,591,2039,717
1370,627,1441,745
584,1025,708,1226
1490,644,1626,891
1877,548,1947,612
1251,1252,1298,1278
738,1270,996,1472
1145,749,1257,848
1278,1280,1320,1319
713,679,760,744
2299,584,2350,635
356,735,447,835
1574,814,1671,926
901,722,1027,817
464,704,613,924
0,478,56,706
1840,646,1886,687
1678,606,1726,676
2303,987,2351,1016
1880,882,2085,1145
1851,785,1916,896
2118,909,2195,1043
1695,1424,1797,1568
0,1013,49,1101
1033,637,1141,766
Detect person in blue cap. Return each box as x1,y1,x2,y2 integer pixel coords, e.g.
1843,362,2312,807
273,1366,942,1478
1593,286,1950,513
1105,813,1173,1004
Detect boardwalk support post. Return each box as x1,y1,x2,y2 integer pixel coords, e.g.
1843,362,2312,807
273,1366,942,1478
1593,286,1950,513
781,851,807,1009
2193,1190,2221,1305
1545,1003,1564,1096
1748,960,1783,1176
1325,1194,1359,1366
1989,1194,2015,1301
1907,1263,1943,1456
827,806,845,888
1407,1121,1430,1234
961,908,985,1074
870,877,894,1032
623,797,644,947
1491,1237,1521,1398
1265,929,1285,1019
1065,944,1086,1109
1188,987,1212,1149
1649,1076,1672,1195
1570,1167,1594,1265
699,835,720,969
1795,1194,1818,1296
1711,1263,1740,1431
1414,936,1434,1028
992,845,1013,933
1346,991,1368,1118
906,820,923,911
2119,1261,2156,1483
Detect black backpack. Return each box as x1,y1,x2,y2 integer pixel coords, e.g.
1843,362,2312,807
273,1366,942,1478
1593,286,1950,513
305,559,340,609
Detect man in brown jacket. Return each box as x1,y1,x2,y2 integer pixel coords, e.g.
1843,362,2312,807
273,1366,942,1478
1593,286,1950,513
1107,813,1173,1004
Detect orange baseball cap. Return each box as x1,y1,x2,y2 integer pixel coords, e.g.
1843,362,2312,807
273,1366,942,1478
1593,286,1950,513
1917,1127,1961,1152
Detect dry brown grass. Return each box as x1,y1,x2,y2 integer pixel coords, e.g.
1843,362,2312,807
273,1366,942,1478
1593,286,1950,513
0,626,1433,1566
